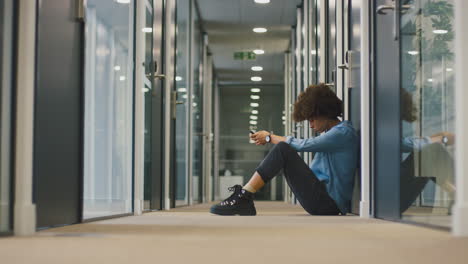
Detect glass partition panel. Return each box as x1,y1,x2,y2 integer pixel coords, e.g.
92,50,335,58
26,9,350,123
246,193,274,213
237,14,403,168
400,0,455,228
0,0,13,234
143,0,154,211
83,0,135,219
192,6,203,203
174,0,190,206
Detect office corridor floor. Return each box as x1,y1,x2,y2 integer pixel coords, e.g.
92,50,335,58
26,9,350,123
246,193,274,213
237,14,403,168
1,202,467,264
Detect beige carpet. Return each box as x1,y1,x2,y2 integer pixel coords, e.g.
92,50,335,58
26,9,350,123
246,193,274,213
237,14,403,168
1,201,467,264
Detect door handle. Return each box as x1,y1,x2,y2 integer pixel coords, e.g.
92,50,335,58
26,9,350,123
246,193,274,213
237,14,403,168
338,64,348,70
171,91,184,119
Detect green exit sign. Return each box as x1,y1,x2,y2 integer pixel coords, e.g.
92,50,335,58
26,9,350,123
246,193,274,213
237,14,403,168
234,51,256,60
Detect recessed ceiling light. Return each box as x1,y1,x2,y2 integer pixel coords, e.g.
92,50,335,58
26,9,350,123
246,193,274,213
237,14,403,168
175,76,183,81
253,27,267,33
433,29,448,34
253,49,265,55
119,76,126,81
251,95,260,100
407,51,419,56
116,0,130,3
251,76,262,82
446,68,453,72
251,88,261,93
250,120,258,125
428,78,434,82
251,66,263,71
250,102,259,107
250,115,258,120
114,66,121,71
282,116,286,120
251,110,258,114
254,0,270,4
142,27,152,33
177,87,187,92
310,50,317,55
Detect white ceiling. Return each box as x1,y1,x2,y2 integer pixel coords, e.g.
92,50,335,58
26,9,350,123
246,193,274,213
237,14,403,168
197,0,302,84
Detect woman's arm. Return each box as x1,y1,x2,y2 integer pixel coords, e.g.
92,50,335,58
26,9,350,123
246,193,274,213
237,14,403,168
250,131,286,145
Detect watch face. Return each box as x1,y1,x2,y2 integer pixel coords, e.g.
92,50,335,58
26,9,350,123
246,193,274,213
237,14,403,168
442,136,448,144
266,135,271,143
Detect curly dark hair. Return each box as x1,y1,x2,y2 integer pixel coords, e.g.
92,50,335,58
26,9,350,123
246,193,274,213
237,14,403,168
292,83,343,122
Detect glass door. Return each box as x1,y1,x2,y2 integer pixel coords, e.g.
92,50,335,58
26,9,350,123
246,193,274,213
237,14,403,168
373,0,456,228
399,0,455,228
143,0,165,211
174,0,190,206
0,0,14,234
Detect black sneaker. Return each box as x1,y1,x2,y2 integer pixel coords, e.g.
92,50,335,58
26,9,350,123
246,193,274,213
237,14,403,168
210,185,257,216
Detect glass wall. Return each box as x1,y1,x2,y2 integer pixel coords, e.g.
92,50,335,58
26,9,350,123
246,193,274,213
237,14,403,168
143,0,154,210
0,0,13,234
174,0,190,206
399,0,455,228
83,0,135,219
191,5,203,203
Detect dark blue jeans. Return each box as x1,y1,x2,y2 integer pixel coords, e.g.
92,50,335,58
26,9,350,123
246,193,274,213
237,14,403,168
256,142,342,215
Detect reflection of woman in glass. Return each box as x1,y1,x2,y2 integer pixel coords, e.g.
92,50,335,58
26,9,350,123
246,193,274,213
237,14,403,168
400,88,455,212
210,84,358,216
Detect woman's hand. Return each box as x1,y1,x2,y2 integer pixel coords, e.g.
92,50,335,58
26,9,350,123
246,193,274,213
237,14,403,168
250,130,270,145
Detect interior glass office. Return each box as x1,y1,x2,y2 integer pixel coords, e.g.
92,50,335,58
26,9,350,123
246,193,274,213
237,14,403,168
83,0,135,219
0,0,14,234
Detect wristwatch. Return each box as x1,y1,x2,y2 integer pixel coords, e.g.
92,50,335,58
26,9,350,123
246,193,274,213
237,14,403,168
442,135,449,146
265,132,271,143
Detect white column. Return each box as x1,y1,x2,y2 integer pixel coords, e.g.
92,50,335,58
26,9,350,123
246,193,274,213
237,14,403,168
453,0,468,237
133,0,146,216
163,0,176,210
14,0,37,236
359,0,371,219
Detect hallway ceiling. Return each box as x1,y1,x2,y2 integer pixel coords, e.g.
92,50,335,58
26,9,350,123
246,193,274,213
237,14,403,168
197,0,302,85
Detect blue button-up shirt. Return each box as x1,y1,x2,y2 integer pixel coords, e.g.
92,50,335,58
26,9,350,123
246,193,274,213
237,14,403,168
285,120,359,214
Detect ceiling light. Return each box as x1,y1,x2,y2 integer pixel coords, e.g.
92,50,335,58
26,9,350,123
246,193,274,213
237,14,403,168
253,27,267,33
251,76,262,82
251,95,260,100
119,76,126,81
433,29,448,34
175,76,183,81
142,27,152,33
250,102,259,107
253,49,265,55
310,50,317,55
446,68,453,72
250,115,258,120
428,78,434,82
251,66,263,71
250,120,258,125
254,0,270,4
178,87,187,92
114,66,121,71
251,88,261,93
282,116,286,120
251,110,258,114
116,0,130,3
142,88,150,93
407,50,419,56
